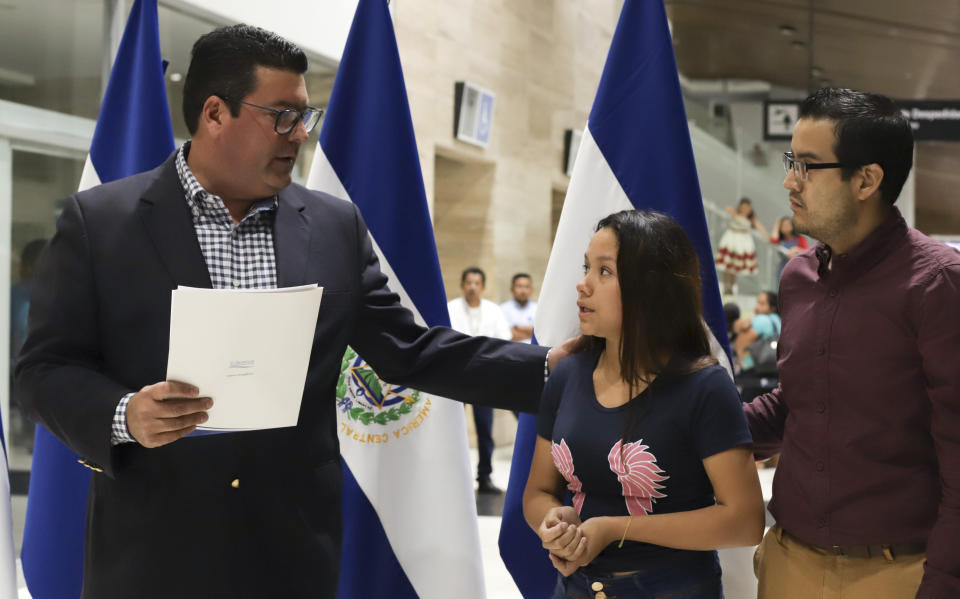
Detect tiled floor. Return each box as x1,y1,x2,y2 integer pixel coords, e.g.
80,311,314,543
471,446,524,599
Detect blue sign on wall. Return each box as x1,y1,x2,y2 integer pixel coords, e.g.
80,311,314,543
476,92,494,145
453,81,496,148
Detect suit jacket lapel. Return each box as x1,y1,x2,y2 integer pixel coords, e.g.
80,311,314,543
275,186,311,288
137,155,212,289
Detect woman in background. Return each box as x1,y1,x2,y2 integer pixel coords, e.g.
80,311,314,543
769,216,808,283
524,210,764,599
715,198,767,295
733,291,780,374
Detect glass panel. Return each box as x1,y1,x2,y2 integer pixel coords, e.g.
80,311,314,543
157,5,337,167
0,0,105,119
294,67,334,182
8,150,84,480
157,5,220,141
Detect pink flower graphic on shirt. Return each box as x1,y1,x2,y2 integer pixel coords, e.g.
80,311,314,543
551,439,585,515
607,439,668,515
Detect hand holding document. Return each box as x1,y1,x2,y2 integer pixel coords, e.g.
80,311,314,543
166,285,323,432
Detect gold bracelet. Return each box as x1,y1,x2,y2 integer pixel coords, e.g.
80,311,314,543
618,515,634,548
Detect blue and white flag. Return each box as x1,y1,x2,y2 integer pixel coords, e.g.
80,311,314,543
21,1,174,597
499,1,731,595
0,426,17,598
306,1,484,598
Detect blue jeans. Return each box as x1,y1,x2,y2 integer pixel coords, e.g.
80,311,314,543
550,551,723,599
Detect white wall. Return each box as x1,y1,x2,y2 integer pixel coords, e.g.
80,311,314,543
166,0,359,65
690,120,788,226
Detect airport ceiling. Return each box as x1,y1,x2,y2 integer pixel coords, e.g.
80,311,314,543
665,0,960,233
665,0,960,98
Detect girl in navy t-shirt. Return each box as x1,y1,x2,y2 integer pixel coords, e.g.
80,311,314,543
523,210,764,599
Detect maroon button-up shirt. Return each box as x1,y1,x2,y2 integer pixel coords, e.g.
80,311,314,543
744,209,960,597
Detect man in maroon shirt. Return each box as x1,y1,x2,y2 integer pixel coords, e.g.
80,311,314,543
745,87,960,599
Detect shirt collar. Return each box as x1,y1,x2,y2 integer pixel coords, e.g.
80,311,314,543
175,142,279,217
815,207,908,280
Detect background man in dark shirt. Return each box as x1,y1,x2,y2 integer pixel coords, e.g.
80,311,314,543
745,87,960,598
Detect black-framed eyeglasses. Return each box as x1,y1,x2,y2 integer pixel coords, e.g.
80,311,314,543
782,151,853,181
230,98,324,135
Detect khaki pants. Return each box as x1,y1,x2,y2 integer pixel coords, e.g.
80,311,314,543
754,525,924,599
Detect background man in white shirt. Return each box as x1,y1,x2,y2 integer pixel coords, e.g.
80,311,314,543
447,267,511,493
500,272,538,344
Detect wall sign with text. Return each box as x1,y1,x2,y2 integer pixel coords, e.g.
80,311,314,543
764,99,960,142
897,101,960,141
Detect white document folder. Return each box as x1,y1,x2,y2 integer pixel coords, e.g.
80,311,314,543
166,285,324,432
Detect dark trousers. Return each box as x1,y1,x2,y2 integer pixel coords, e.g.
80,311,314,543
473,405,494,479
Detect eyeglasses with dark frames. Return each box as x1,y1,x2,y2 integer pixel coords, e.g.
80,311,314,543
782,151,854,181
223,96,324,135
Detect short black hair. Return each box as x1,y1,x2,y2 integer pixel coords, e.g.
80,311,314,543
723,302,741,333
461,267,486,285
511,273,532,286
761,291,779,315
798,88,914,205
183,24,308,135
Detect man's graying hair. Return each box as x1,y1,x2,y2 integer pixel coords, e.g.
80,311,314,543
182,24,308,135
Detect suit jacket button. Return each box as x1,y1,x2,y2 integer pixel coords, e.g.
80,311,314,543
231,478,240,489
595,592,607,599
591,582,603,591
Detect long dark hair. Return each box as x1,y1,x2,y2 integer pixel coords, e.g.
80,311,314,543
579,210,716,389
579,211,717,447
777,216,796,240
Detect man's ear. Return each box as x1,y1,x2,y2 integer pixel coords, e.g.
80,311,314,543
198,95,228,136
856,163,884,202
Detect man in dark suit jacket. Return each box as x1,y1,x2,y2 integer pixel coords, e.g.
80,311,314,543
16,25,559,598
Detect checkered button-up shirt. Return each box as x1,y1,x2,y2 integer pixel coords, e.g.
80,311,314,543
111,143,279,444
